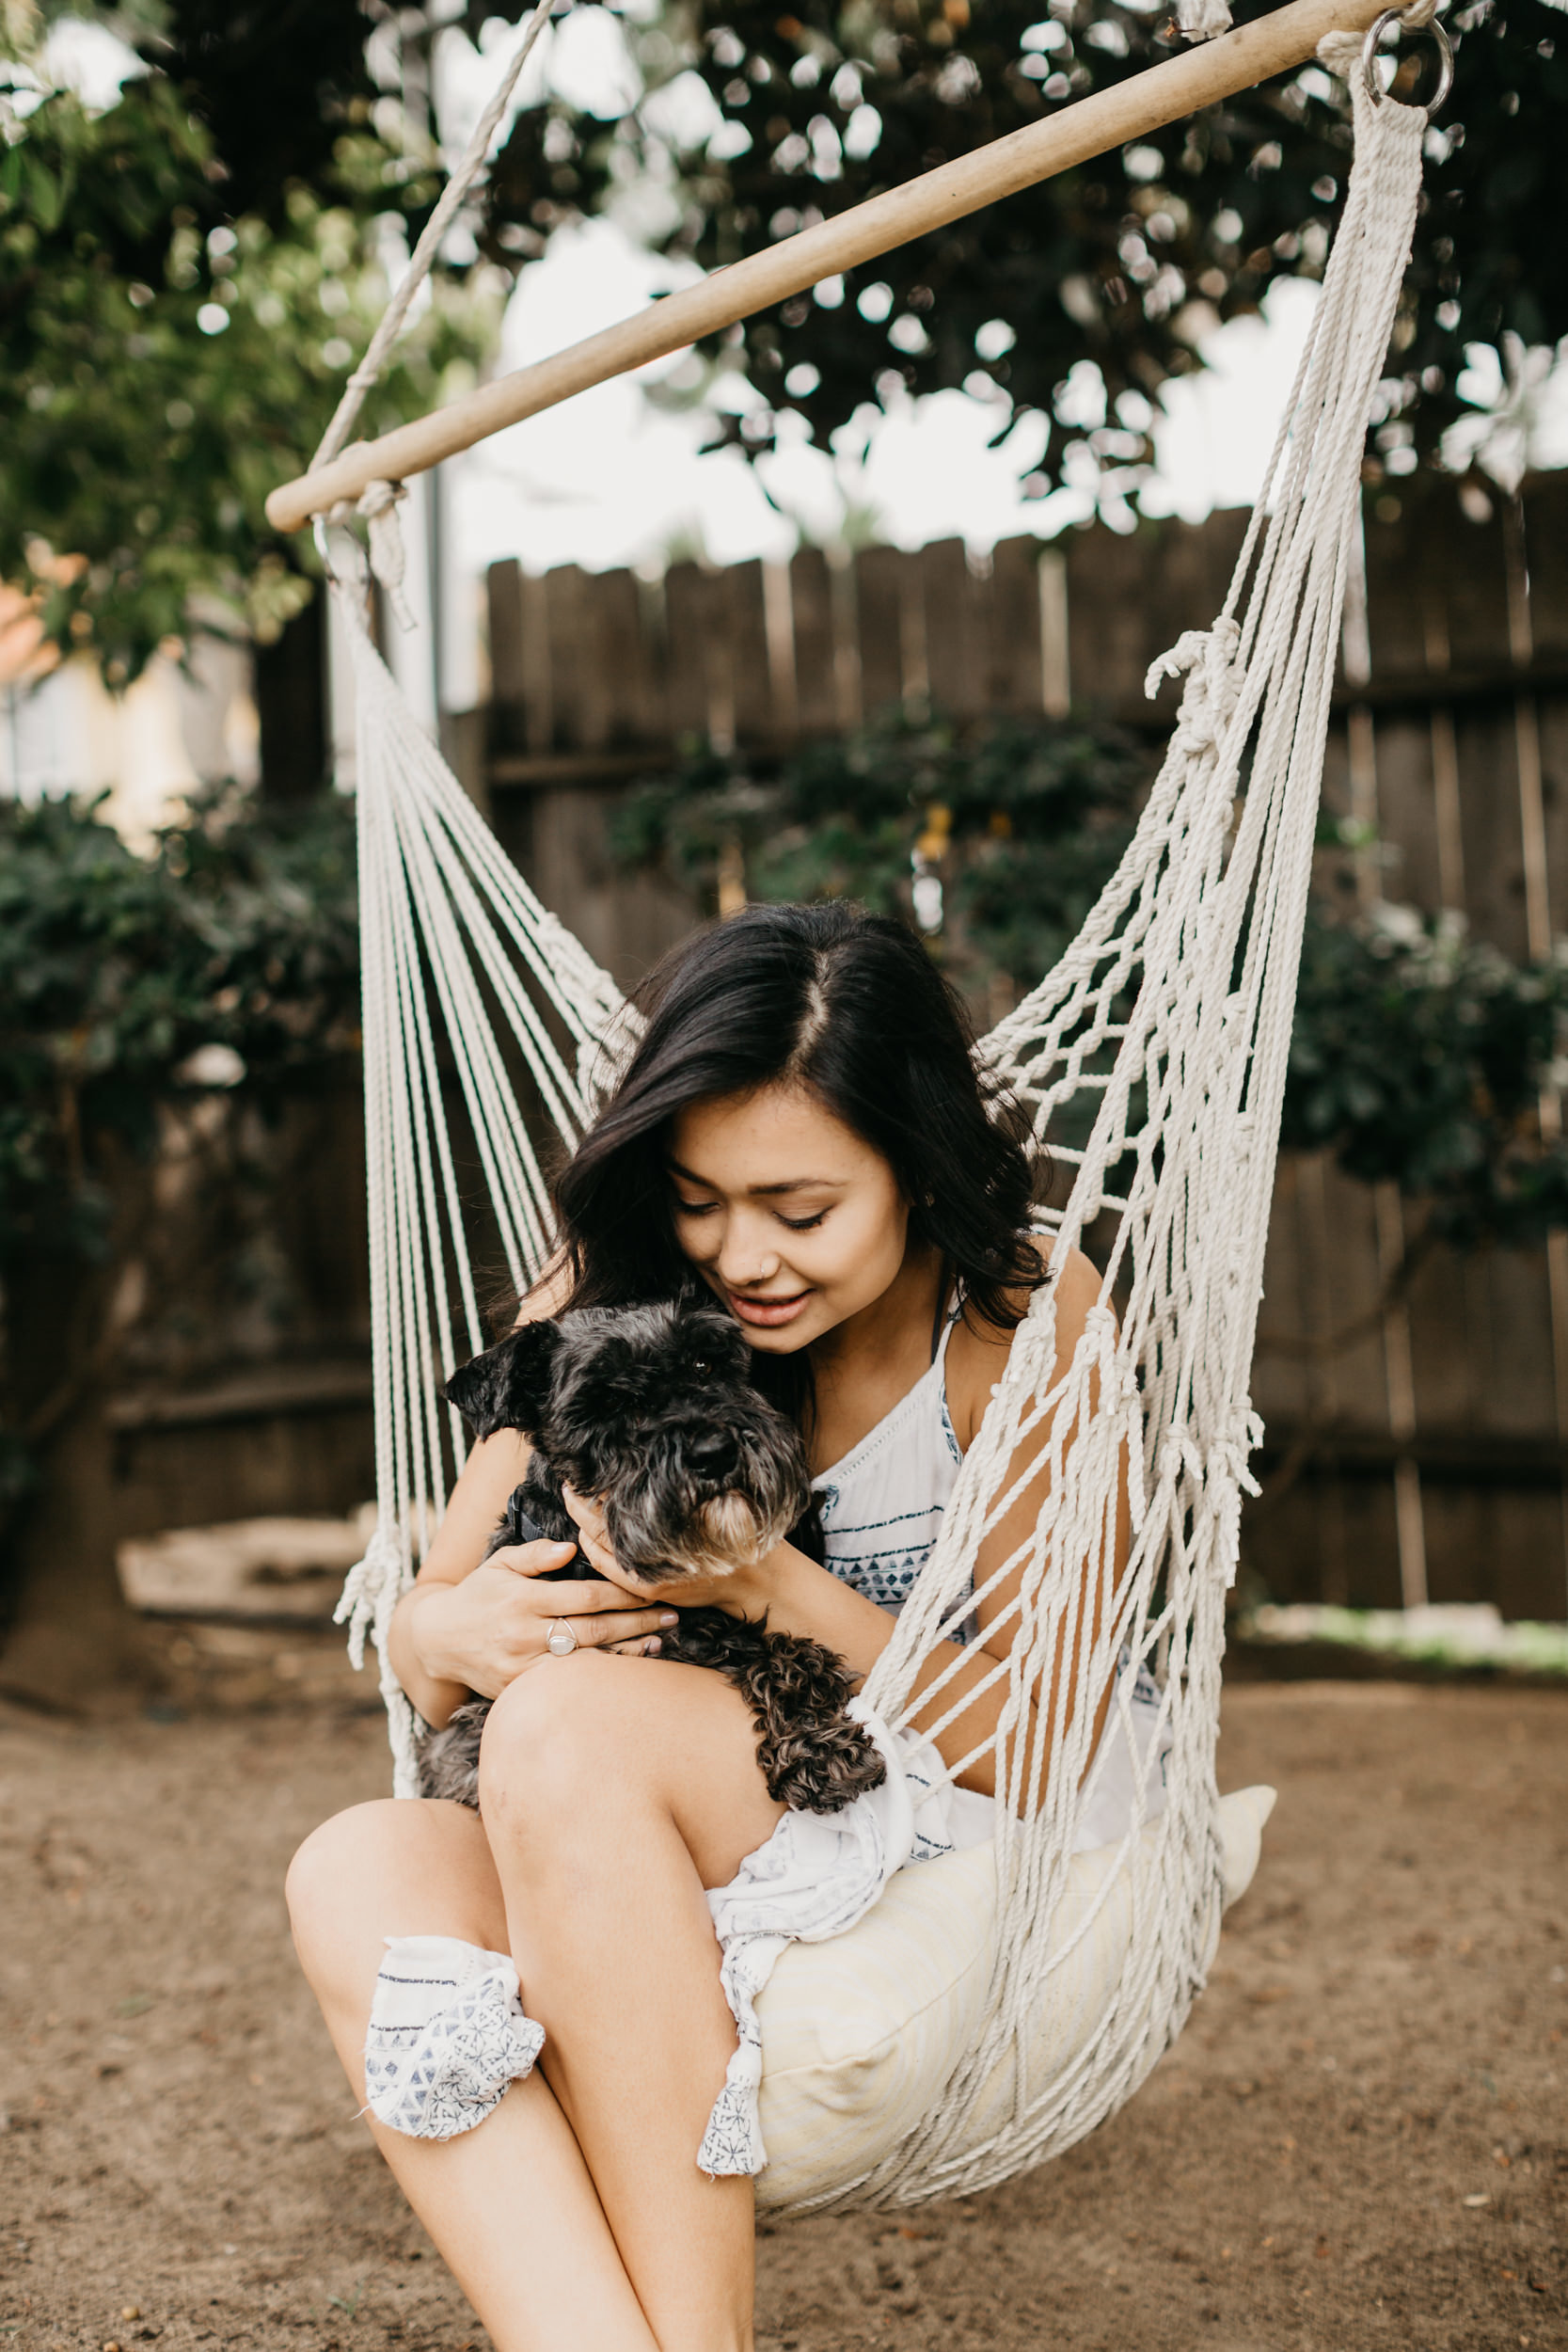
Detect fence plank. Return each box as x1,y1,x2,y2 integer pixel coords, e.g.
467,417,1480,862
1524,474,1568,667
1309,1160,1392,1430
1435,495,1516,675
726,559,776,747
661,563,718,741
788,548,841,739
523,784,694,990
1336,1476,1404,1610
543,566,605,752
1363,498,1431,681
988,537,1045,716
1369,712,1441,913
854,546,907,720
922,538,987,721
1251,1155,1312,1430
1065,524,1151,717
594,567,665,747
1404,1237,1480,1435
1469,1248,1561,1439
1536,697,1568,936
1454,705,1529,961
486,558,528,751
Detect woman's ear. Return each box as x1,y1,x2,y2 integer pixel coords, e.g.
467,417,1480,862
441,1322,562,1438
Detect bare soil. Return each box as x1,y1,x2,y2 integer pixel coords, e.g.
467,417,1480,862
2,1651,1564,2352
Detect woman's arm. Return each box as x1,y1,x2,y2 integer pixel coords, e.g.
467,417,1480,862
385,1266,679,1728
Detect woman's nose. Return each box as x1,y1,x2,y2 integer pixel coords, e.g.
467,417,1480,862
718,1219,782,1286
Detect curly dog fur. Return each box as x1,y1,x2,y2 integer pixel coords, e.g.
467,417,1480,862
414,1301,886,1818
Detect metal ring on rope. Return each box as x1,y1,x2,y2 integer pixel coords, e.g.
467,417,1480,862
311,513,340,587
1361,8,1453,117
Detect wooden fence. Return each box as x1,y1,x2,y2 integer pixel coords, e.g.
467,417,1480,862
483,474,1568,1623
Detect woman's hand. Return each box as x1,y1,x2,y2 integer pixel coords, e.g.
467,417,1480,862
560,1486,769,1615
407,1534,680,1701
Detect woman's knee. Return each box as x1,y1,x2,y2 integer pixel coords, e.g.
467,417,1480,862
286,1801,406,1989
287,1796,504,1991
478,1655,633,1827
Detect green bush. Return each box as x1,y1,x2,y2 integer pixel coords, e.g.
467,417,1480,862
0,786,359,1263
1285,902,1568,1245
612,706,1145,987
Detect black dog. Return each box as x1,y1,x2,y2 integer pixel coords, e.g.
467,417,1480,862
414,1300,886,1817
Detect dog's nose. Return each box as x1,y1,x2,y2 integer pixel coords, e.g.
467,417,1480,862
686,1427,738,1474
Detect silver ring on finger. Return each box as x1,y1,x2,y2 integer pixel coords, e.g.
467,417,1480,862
546,1617,579,1659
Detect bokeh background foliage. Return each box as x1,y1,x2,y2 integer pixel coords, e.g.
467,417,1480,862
4,0,1565,680
0,1,498,680
486,0,1568,494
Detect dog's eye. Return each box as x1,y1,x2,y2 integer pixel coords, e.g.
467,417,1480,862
690,1356,711,1375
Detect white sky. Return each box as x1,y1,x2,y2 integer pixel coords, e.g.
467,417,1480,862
447,212,1324,585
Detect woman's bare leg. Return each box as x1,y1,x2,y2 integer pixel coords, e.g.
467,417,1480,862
288,1660,784,2352
477,1652,784,2352
287,1798,658,2352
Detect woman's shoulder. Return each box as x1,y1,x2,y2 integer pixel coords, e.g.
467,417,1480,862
945,1244,1101,1449
512,1252,574,1327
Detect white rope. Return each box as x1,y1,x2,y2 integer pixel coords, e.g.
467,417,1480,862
831,62,1425,2206
330,600,638,1793
309,2,559,478
325,35,1425,2187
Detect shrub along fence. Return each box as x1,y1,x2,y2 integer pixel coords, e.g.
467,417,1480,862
483,474,1568,1624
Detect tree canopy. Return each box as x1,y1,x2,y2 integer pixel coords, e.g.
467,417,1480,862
0,0,496,680
483,0,1564,501
3,0,1561,680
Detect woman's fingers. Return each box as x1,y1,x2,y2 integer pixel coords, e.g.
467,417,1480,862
560,1485,620,1578
559,1605,677,1650
486,1555,670,1620
561,1484,609,1545
489,1537,579,1579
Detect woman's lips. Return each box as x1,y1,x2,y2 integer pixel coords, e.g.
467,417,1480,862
726,1287,812,1328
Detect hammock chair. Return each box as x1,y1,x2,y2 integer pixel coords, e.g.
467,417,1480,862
267,0,1443,2214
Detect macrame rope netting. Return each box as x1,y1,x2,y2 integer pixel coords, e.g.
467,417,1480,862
322,24,1425,2214
330,621,632,1769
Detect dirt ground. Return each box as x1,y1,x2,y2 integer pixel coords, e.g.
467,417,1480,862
2,1654,1563,2352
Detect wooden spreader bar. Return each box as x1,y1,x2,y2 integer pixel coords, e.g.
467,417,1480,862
266,0,1389,534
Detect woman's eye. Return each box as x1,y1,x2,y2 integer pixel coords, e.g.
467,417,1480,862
779,1210,827,1232
673,1197,717,1217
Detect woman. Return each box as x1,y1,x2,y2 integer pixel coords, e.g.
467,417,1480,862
287,902,1121,2352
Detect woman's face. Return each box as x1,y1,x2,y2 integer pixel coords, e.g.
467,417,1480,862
668,1084,911,1353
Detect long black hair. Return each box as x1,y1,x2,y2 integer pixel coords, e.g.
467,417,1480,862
548,906,1042,1406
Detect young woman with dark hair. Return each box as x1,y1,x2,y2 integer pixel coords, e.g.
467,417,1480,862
287,902,1127,2352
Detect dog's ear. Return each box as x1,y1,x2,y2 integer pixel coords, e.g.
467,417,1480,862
441,1322,562,1439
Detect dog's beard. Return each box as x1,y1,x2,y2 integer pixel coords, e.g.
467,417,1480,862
662,1491,762,1575
604,1474,806,1581
588,1413,810,1585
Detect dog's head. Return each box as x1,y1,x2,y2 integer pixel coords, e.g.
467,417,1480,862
443,1302,810,1582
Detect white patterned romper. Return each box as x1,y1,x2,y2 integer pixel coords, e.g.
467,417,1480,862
811,1298,969,1634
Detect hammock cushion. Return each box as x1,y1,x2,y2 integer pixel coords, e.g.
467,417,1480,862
753,1783,1275,2212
